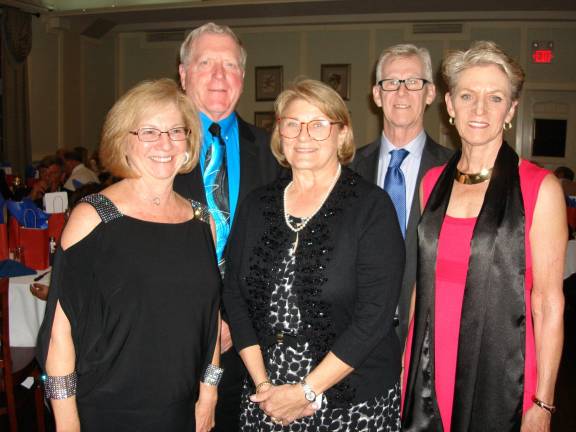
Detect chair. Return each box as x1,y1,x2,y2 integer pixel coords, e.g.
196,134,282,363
0,278,45,431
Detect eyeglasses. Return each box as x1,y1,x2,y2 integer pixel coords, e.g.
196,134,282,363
377,78,429,91
129,127,190,142
278,118,341,141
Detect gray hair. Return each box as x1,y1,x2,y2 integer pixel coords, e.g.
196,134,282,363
375,44,434,84
442,41,525,101
179,22,247,70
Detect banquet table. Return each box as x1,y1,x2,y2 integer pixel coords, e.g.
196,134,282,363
9,271,49,347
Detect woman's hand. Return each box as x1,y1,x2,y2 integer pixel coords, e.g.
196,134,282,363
521,404,551,432
250,383,316,425
195,383,217,432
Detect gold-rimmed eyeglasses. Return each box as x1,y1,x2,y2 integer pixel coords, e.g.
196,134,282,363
278,118,341,141
377,78,429,91
129,127,190,142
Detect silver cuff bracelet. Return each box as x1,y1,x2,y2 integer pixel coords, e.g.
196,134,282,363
202,364,224,386
42,371,78,400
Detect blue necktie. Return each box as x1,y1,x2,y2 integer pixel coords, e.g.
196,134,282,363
205,123,230,269
384,149,409,237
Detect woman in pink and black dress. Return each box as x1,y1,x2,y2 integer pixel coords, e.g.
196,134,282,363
403,41,566,432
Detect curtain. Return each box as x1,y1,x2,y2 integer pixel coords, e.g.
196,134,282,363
1,6,32,176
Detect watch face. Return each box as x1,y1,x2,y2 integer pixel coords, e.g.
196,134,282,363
305,391,316,402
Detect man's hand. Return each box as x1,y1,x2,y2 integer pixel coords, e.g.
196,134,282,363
29,180,48,201
30,283,49,301
220,321,233,353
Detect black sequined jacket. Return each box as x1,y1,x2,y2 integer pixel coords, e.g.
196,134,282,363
223,167,405,408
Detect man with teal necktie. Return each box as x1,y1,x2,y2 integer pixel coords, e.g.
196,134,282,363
175,22,281,432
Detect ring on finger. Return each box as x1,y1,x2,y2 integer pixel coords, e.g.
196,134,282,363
270,416,282,425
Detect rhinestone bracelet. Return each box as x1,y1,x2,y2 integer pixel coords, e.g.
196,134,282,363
42,371,78,400
202,364,224,386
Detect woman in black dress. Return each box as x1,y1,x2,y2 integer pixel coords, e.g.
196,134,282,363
223,79,405,431
37,78,221,432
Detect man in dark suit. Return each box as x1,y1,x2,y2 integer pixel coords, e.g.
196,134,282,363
351,44,452,348
174,22,280,431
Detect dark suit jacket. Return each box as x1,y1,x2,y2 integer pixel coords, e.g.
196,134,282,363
173,115,281,226
223,168,405,406
350,134,453,346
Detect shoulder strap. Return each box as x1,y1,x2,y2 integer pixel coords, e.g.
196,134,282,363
79,193,123,224
189,199,211,224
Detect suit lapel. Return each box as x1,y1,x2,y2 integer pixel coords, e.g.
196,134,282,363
405,135,445,244
406,134,445,242
237,117,259,205
354,139,381,184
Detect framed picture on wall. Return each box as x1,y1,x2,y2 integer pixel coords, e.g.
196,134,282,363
255,66,283,101
321,64,350,100
254,111,276,133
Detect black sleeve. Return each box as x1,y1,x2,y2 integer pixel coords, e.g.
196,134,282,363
222,194,261,352
200,222,222,373
330,189,405,368
36,228,101,370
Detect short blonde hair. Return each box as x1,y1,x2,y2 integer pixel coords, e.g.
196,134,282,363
100,78,200,178
271,79,355,168
442,41,525,100
180,22,247,71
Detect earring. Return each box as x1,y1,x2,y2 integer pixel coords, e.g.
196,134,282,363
503,121,513,131
182,152,190,165
449,117,455,126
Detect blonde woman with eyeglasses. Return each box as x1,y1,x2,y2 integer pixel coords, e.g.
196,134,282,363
37,78,221,432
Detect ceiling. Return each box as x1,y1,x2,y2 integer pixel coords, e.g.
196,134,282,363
3,0,576,35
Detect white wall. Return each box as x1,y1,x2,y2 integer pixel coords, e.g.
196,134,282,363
27,16,576,170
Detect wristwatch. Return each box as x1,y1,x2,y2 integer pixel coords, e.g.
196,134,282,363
300,378,317,402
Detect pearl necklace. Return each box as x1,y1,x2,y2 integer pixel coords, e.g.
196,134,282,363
283,164,342,254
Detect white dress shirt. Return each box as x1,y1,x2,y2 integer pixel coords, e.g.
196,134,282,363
64,163,100,191
376,130,426,228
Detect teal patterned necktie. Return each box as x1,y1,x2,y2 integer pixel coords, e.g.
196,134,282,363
205,123,230,269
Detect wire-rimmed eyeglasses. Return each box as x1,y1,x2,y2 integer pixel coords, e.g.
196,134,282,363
377,78,429,91
129,127,190,142
278,118,341,141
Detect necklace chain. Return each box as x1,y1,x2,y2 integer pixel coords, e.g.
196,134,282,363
283,165,341,253
455,167,493,185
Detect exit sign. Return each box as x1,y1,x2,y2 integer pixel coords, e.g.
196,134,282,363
531,41,554,64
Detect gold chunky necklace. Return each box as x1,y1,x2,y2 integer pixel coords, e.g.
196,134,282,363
455,167,493,185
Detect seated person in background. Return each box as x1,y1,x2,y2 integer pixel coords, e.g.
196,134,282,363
554,166,575,182
73,146,89,166
0,169,13,199
62,149,100,192
28,155,66,206
30,182,107,301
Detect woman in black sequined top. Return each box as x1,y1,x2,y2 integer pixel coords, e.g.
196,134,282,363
37,79,221,432
223,79,405,431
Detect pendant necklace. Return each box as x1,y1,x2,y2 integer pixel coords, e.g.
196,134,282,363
283,164,341,254
455,167,493,185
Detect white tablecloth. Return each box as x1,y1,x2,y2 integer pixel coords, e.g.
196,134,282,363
9,272,49,347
